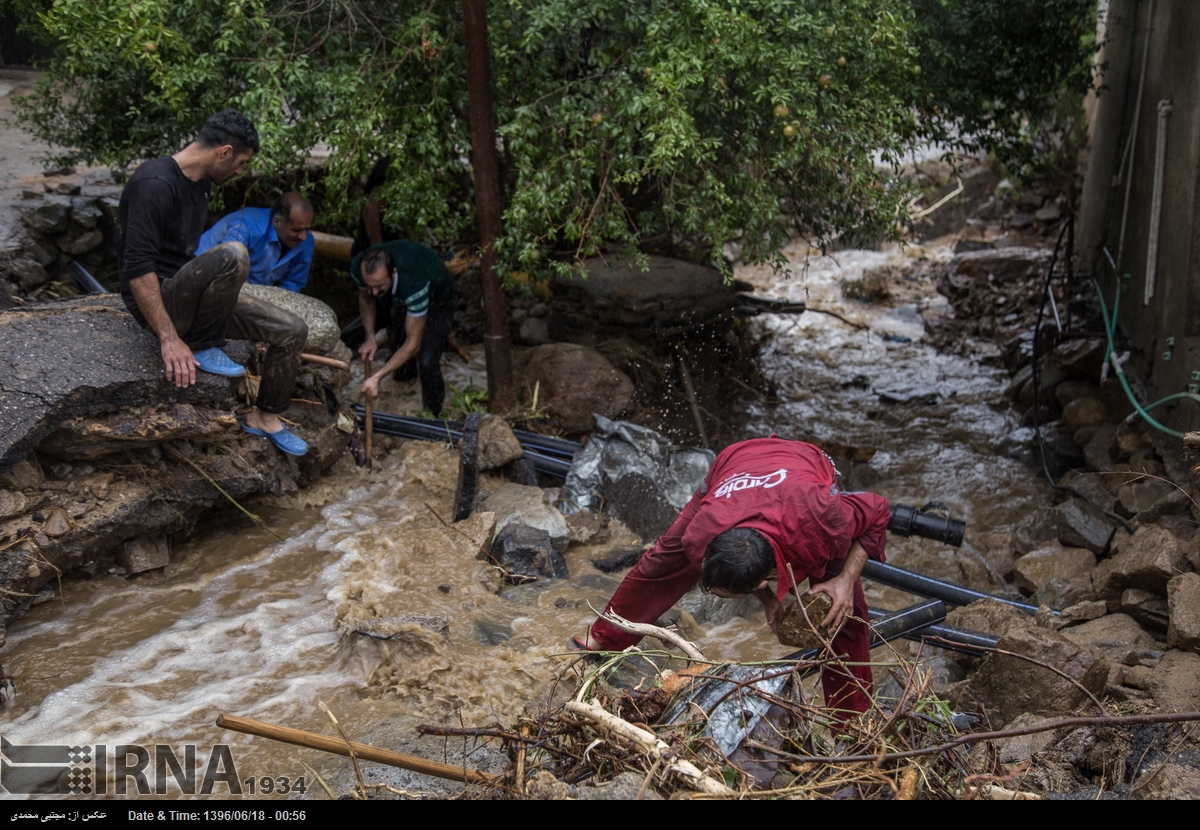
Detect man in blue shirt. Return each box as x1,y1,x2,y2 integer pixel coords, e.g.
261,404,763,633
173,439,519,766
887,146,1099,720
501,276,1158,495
197,192,315,292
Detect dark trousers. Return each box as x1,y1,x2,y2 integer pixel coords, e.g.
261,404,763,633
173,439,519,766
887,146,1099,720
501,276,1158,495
160,243,308,414
341,294,454,416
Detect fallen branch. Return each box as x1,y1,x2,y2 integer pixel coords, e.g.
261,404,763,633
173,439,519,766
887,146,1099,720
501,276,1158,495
597,609,707,662
563,700,733,796
216,713,502,787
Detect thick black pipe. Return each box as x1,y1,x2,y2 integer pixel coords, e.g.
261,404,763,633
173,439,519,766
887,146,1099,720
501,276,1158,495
867,608,998,656
354,407,581,460
862,559,1043,616
781,599,946,661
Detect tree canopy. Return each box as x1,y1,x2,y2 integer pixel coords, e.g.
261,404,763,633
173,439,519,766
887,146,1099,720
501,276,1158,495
6,0,1096,279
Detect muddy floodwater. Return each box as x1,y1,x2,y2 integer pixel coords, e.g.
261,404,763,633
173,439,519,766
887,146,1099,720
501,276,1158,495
0,239,1051,798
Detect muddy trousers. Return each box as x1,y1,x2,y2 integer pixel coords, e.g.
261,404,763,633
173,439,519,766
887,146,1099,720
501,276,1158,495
590,546,874,717
157,243,308,414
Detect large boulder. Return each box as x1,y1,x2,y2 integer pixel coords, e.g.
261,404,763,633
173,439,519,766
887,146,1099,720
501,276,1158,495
955,626,1109,727
1167,573,1200,654
240,284,341,356
1012,544,1096,594
1060,613,1163,666
512,343,634,434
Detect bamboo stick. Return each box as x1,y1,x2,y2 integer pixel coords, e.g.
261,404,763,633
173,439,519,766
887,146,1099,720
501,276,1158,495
216,714,500,786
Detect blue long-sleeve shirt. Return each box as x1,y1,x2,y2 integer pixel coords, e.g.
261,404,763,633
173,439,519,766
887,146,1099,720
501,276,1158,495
197,207,314,292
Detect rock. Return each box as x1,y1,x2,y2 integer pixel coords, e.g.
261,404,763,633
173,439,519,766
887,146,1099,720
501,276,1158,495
1167,573,1200,654
1031,574,1097,610
1053,499,1116,555
0,490,27,520
1061,398,1106,434
518,316,551,345
23,236,60,268
18,196,72,235
677,588,759,627
453,510,496,558
69,197,103,230
1061,613,1162,666
1093,525,1190,603
240,284,340,356
1081,423,1118,472
994,713,1058,765
1050,338,1107,378
343,614,449,641
55,227,104,256
1013,544,1095,594
489,523,568,580
117,534,170,574
43,508,71,537
1058,600,1108,624
452,413,481,522
1013,507,1059,555
944,599,1035,640
1116,479,1190,523
1009,213,1034,229
512,343,634,434
775,592,833,648
1131,763,1200,800
1036,422,1085,479
1117,588,1168,631
1034,203,1062,223
575,771,663,800
477,483,569,545
1147,649,1200,714
37,403,235,461
0,458,42,490
476,415,524,470
1,256,49,290
956,626,1108,727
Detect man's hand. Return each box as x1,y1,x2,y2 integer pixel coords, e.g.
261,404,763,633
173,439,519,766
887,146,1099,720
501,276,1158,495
161,336,198,388
361,375,380,398
807,539,868,635
358,337,378,363
753,585,784,633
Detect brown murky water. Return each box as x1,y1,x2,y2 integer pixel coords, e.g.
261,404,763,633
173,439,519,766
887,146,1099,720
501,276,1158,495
0,240,1051,798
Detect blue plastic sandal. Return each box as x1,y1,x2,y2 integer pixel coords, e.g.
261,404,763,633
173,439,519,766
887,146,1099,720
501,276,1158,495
242,423,308,457
194,347,246,378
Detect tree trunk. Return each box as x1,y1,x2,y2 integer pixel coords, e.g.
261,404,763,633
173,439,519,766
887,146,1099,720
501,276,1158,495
461,0,515,412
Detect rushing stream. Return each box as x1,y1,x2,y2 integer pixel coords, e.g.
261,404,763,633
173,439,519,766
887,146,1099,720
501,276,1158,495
0,238,1052,799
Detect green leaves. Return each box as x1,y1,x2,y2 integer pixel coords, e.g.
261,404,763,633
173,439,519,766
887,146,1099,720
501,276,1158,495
8,0,1093,276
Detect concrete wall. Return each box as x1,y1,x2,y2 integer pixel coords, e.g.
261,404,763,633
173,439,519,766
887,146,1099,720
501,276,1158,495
1079,0,1200,433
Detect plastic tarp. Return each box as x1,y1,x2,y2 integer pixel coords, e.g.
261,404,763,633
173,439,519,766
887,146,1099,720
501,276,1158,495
559,414,715,515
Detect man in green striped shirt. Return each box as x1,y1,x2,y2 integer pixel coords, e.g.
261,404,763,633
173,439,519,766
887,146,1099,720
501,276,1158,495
343,240,457,416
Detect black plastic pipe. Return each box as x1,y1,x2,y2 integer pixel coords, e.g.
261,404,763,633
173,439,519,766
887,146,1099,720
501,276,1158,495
67,261,107,295
863,559,1043,616
781,599,946,661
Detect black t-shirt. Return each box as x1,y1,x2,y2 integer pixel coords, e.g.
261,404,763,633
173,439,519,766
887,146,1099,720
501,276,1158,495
114,156,211,315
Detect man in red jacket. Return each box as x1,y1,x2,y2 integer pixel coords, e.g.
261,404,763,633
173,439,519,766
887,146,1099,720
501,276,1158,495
578,436,890,716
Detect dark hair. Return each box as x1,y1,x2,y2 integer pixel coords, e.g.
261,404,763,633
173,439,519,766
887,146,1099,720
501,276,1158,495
195,110,260,154
700,528,774,595
271,192,313,222
360,247,393,279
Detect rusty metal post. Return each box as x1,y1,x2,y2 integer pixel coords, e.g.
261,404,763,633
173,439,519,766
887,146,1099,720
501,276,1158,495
461,0,515,412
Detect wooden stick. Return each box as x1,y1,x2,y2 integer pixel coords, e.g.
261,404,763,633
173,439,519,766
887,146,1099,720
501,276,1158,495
300,353,350,371
597,609,707,662
216,713,500,786
363,358,374,463
564,701,733,795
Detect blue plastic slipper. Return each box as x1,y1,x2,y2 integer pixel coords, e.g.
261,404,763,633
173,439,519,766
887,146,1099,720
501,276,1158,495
194,347,246,378
243,423,308,457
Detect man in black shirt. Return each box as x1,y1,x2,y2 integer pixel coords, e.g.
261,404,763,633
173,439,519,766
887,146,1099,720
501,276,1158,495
114,110,309,456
